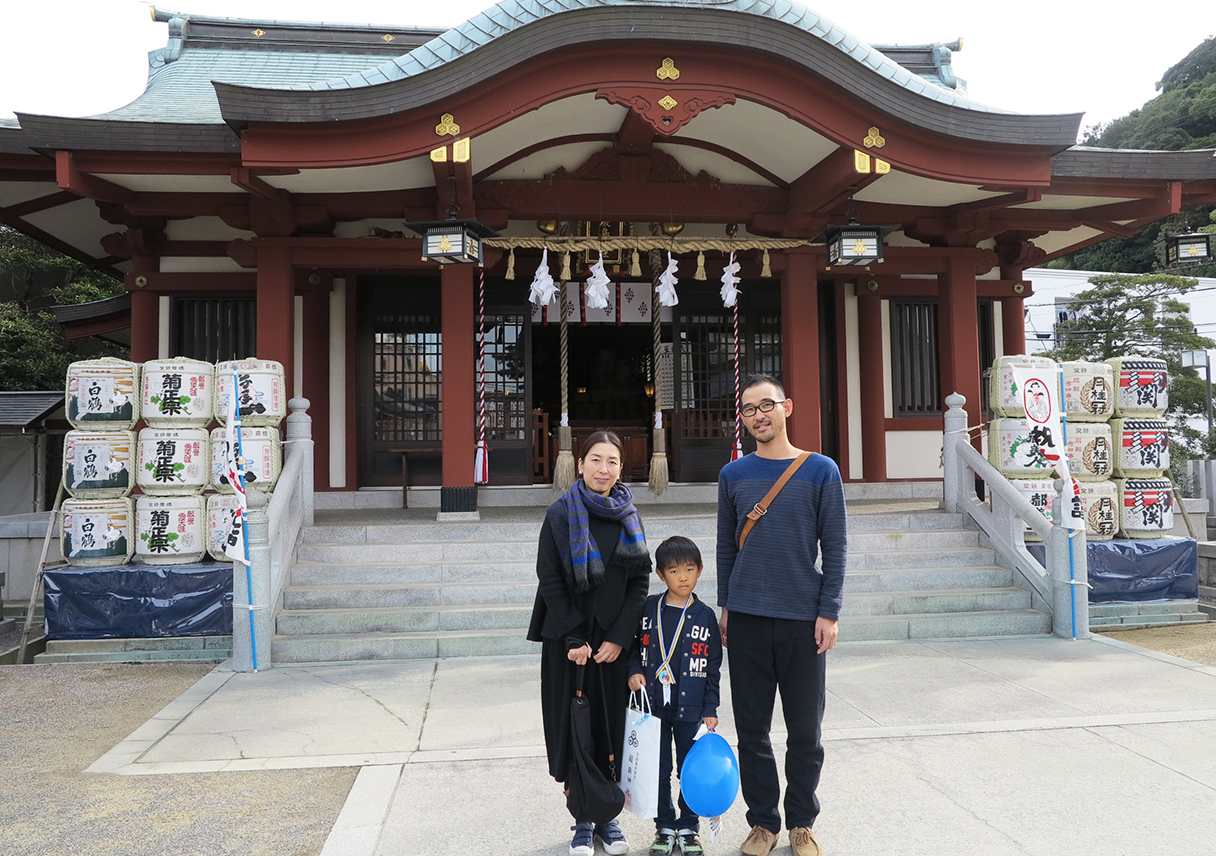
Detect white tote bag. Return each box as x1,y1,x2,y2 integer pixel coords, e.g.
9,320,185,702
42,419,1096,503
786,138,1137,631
621,690,661,819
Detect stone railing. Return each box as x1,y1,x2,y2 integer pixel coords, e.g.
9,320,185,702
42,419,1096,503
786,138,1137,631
232,397,314,671
942,393,1089,639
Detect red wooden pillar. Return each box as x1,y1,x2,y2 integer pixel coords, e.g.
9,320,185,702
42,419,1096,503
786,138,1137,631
780,248,821,453
1001,296,1027,355
256,245,295,396
301,282,330,493
127,255,158,363
441,264,477,513
856,291,887,481
938,254,982,423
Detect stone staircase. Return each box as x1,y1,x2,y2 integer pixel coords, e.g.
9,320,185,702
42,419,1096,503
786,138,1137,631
271,491,1050,664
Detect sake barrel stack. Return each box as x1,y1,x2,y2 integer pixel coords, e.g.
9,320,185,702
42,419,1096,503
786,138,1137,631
1064,422,1114,480
65,358,140,429
1106,356,1169,417
1117,478,1174,539
210,425,281,493
136,428,210,495
1076,480,1118,541
134,495,207,564
141,358,215,427
61,498,134,567
988,419,1055,479
989,355,1058,417
1110,419,1170,478
1061,361,1115,422
206,493,243,563
63,430,135,498
216,359,286,427
1011,479,1054,542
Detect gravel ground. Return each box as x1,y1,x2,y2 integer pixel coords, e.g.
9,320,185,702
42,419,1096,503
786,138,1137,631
0,663,356,856
1095,619,1216,668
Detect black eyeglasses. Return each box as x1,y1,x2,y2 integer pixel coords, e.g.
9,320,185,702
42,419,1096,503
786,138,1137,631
740,399,786,417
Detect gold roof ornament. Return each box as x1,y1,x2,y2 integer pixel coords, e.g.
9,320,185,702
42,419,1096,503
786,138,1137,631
658,95,678,111
863,126,886,148
382,34,395,42
656,57,680,80
251,29,266,37
435,113,460,136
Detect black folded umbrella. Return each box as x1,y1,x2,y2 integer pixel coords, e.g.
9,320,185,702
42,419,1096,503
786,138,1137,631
565,665,625,824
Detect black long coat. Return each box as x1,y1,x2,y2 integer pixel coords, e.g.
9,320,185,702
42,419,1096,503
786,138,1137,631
528,511,650,786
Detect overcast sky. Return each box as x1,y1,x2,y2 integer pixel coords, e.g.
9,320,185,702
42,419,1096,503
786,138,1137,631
0,1,1212,136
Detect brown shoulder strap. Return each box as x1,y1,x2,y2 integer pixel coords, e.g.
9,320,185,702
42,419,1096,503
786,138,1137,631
738,451,811,550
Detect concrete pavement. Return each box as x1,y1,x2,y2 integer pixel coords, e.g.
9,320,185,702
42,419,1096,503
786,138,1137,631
73,634,1216,856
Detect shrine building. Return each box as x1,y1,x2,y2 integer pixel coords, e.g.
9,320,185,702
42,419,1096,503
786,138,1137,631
3,1,1215,511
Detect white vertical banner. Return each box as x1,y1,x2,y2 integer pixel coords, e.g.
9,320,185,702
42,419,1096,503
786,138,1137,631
1012,365,1084,530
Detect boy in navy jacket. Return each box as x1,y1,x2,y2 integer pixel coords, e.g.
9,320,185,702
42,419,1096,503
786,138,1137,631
628,536,724,856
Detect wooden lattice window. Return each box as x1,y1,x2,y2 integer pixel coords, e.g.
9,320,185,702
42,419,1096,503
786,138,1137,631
890,299,940,416
373,314,442,442
481,313,527,441
172,295,256,364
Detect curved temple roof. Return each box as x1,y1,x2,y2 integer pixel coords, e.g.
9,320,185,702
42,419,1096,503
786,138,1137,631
279,0,986,110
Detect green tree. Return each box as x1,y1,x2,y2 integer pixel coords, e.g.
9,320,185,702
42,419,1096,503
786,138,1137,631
0,226,125,390
1045,272,1216,457
1056,38,1216,275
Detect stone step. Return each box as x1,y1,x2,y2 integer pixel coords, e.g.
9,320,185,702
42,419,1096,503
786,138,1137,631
841,609,1052,642
1089,601,1205,618
844,565,1014,593
839,587,1032,617
299,510,968,546
33,635,232,664
271,630,538,663
277,605,533,635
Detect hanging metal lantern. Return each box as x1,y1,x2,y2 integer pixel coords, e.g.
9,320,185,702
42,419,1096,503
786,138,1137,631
1162,232,1212,267
402,219,499,265
825,222,882,266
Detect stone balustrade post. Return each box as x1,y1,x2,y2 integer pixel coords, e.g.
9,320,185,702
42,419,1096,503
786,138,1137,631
286,397,314,526
942,392,968,513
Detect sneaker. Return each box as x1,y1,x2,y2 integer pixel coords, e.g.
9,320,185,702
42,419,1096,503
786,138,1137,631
649,828,678,855
789,827,823,856
739,825,779,856
677,830,704,855
570,822,595,856
595,818,630,855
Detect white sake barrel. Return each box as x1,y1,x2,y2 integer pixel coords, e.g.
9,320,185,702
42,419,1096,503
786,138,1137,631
1076,480,1118,541
1010,479,1054,542
136,428,211,495
61,498,133,567
1106,356,1169,417
65,358,140,429
206,493,244,563
63,430,135,499
988,418,1054,478
1064,422,1113,481
989,355,1057,418
1060,361,1115,422
1117,478,1174,539
141,358,215,427
215,359,286,427
1111,419,1170,478
210,425,281,493
134,495,207,564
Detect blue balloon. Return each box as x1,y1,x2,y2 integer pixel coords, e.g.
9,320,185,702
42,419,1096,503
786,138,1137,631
679,732,739,817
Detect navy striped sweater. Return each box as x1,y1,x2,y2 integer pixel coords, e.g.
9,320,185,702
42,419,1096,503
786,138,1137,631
716,452,847,622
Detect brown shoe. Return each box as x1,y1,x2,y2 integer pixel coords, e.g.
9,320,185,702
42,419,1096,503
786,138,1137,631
789,827,823,856
740,825,779,856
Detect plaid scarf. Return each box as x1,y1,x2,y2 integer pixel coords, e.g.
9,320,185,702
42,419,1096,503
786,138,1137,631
553,479,650,592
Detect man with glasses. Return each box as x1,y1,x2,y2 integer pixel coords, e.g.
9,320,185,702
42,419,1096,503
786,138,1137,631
716,373,847,856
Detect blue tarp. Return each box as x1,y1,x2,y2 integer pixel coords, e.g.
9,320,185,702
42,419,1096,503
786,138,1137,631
43,562,233,640
1026,538,1198,603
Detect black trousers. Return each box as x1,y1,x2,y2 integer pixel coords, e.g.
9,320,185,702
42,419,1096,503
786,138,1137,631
727,611,826,833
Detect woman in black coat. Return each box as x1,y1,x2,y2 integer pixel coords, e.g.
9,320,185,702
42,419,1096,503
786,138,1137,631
527,431,651,856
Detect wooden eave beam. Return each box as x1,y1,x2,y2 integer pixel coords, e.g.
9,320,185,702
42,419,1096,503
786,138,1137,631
231,167,279,199
125,272,256,292
68,152,247,176
615,109,656,155
1080,220,1138,239
55,151,134,203
0,190,79,220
